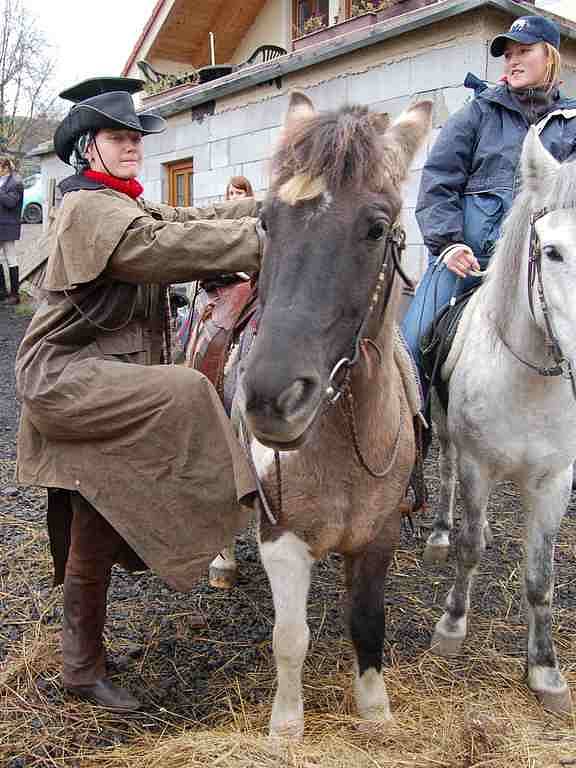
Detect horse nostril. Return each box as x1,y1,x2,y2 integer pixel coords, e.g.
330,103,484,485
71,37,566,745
276,378,315,418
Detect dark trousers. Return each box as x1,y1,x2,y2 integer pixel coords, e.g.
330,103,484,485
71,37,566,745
62,493,123,686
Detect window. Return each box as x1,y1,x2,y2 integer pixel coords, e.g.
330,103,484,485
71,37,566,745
293,0,330,37
167,160,193,207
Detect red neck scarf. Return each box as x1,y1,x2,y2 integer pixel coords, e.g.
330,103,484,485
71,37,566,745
84,170,144,199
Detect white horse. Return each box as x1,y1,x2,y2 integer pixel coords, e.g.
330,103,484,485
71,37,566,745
425,128,576,714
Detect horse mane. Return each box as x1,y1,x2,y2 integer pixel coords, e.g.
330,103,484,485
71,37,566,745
272,105,391,205
485,157,576,336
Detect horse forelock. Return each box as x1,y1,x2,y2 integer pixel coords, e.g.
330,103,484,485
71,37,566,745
277,174,326,206
272,104,389,206
486,158,576,337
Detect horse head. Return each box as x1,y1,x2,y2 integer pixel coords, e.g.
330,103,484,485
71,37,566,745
239,93,431,449
519,128,576,365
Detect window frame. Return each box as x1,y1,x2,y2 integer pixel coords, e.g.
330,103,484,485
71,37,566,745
167,159,194,207
292,0,332,38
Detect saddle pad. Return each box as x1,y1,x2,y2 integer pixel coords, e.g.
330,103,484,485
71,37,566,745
393,327,423,420
419,290,475,410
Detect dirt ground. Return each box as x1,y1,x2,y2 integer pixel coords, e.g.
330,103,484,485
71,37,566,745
0,296,575,768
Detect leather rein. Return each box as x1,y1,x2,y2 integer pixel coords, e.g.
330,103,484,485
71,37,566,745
243,223,412,525
498,204,576,401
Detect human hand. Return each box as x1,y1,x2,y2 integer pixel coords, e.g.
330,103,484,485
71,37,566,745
442,244,480,278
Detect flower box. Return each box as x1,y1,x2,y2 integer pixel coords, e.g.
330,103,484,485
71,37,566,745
293,12,377,51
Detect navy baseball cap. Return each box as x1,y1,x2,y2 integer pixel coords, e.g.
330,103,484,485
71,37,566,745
490,15,560,57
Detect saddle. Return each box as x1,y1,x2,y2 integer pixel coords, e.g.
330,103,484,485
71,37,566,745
419,289,475,411
186,275,259,414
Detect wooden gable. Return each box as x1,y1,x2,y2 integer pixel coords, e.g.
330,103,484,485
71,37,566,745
147,0,269,67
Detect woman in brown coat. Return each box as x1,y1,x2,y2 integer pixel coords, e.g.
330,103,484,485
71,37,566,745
15,78,262,712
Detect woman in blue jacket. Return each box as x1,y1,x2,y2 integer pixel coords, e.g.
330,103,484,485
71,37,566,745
402,14,576,393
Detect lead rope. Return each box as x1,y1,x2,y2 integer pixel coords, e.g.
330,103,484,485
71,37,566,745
238,416,279,525
340,378,405,478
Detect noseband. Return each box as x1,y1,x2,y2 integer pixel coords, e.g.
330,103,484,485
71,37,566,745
325,223,410,403
499,203,576,401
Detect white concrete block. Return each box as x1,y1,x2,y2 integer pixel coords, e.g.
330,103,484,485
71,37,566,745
411,46,467,92
210,138,229,169
229,128,274,164
240,159,272,193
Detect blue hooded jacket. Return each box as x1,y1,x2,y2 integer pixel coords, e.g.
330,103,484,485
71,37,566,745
415,76,576,259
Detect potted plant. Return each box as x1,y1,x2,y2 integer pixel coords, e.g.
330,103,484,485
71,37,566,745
351,0,395,14
293,8,378,51
302,14,327,35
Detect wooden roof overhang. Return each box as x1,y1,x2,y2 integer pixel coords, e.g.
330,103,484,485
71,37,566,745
145,0,268,68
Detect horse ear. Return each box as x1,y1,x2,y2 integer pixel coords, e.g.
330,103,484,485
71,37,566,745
521,127,560,195
380,100,433,185
284,91,316,131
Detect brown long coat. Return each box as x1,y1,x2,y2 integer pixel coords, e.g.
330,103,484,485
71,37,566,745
15,178,260,591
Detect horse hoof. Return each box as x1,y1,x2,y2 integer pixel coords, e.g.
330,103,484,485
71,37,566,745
430,628,464,657
358,706,394,724
354,714,395,735
535,686,573,715
269,719,304,742
208,565,237,589
423,543,449,564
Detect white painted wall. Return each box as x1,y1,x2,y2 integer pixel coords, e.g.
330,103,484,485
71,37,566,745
536,1,576,24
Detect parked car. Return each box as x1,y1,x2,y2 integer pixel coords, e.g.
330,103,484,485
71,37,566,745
21,173,43,224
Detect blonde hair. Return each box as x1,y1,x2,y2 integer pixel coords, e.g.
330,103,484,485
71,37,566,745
543,42,561,89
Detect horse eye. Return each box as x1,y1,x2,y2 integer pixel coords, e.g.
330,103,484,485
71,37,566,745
367,222,386,241
543,245,563,263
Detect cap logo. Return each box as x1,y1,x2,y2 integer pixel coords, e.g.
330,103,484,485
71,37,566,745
511,19,529,32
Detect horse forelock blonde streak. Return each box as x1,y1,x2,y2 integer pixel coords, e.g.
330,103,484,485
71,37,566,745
485,159,576,339
277,174,326,206
272,104,392,206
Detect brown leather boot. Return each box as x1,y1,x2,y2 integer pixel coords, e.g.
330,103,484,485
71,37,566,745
65,678,142,712
62,573,141,712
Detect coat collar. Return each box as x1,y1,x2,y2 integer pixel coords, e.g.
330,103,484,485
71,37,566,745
477,82,576,117
59,173,106,196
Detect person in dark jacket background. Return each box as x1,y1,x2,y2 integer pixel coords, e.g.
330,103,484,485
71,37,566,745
0,155,24,304
401,14,576,392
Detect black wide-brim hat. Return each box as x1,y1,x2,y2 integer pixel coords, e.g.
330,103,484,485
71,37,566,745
54,77,166,165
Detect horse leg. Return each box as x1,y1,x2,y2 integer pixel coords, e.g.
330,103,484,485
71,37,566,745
424,407,457,564
521,470,572,714
431,453,492,656
208,544,237,589
260,530,313,740
346,529,398,723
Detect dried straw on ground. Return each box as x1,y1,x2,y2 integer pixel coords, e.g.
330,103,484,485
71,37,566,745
1,454,575,768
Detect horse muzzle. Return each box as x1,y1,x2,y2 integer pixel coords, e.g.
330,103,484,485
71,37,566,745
238,374,323,449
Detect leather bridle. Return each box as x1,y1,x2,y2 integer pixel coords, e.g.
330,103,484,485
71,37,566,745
325,222,411,403
498,203,576,401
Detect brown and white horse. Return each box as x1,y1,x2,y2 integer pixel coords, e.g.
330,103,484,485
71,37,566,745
236,93,432,739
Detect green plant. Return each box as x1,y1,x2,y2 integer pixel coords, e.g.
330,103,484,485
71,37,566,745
302,14,326,35
350,0,394,15
143,70,199,96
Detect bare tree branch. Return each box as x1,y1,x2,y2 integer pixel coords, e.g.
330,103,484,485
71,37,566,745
0,0,59,162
